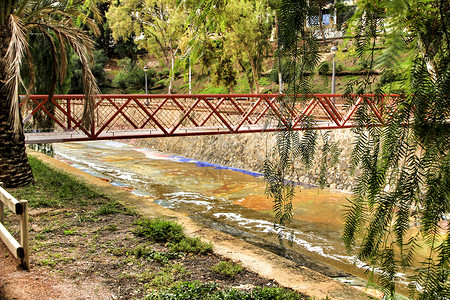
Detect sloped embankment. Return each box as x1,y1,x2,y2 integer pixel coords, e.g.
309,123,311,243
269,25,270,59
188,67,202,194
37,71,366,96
132,129,357,191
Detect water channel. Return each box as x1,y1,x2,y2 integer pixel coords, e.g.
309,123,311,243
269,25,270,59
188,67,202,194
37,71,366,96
52,140,389,288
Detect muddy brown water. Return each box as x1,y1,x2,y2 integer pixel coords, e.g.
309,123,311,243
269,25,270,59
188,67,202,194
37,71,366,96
52,140,408,293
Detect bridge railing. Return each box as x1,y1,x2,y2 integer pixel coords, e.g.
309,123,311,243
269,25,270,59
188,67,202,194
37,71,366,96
20,93,399,143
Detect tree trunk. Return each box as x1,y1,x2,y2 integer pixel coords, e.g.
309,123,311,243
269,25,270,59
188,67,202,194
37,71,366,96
0,26,34,188
249,58,261,94
168,54,174,94
319,9,326,41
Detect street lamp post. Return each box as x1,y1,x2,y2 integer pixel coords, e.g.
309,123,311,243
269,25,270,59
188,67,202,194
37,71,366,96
143,66,149,105
189,57,192,94
143,66,149,94
330,46,338,95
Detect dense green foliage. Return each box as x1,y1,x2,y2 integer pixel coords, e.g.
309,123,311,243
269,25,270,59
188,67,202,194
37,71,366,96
264,0,450,298
11,156,101,208
133,218,185,242
106,0,191,93
211,261,244,278
145,281,306,300
262,0,340,242
341,0,450,298
70,50,108,93
105,0,277,94
133,218,213,254
21,35,73,95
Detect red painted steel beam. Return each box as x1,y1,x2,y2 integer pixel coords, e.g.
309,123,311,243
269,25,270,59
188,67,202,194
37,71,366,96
22,93,399,144
169,97,202,134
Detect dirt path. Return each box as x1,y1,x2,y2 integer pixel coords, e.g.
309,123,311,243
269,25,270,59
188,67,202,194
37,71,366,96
0,242,113,300
0,150,376,299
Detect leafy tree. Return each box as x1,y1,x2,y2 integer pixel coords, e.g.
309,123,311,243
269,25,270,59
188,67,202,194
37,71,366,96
111,57,155,93
0,0,100,187
223,0,273,94
70,49,108,93
106,0,193,94
21,33,73,131
266,0,449,298
189,0,274,94
341,0,450,298
263,0,330,242
211,53,237,92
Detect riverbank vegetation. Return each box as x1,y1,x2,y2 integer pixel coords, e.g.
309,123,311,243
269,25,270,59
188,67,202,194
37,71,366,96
263,0,449,299
3,155,307,299
29,0,395,96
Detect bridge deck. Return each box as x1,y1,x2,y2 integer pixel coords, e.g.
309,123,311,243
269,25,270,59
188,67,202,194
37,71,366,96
21,94,396,144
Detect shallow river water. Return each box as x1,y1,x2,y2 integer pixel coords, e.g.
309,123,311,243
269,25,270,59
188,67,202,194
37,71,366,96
52,140,388,286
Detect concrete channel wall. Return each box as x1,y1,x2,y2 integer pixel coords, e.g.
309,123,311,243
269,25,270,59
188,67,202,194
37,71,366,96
132,128,357,191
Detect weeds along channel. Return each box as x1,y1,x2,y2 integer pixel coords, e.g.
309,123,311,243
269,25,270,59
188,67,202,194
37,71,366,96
4,155,307,299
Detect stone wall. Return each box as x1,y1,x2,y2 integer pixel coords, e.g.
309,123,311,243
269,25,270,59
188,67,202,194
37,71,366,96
131,129,357,191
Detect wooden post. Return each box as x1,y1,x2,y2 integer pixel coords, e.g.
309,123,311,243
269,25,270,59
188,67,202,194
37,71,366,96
0,201,3,225
20,200,29,270
0,182,4,225
0,222,23,259
0,184,30,270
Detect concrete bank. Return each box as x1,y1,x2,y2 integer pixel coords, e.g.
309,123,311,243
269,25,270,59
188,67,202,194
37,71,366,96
131,129,357,191
28,150,371,299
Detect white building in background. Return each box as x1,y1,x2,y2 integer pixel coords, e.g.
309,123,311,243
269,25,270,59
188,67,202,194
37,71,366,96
309,0,357,39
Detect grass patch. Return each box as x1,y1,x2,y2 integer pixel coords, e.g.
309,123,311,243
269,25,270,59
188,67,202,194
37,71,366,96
198,85,229,94
37,252,76,267
211,261,243,278
104,224,118,231
133,218,185,243
168,236,213,254
63,229,77,235
110,244,180,264
235,76,250,93
11,155,102,208
95,201,123,216
144,281,306,300
148,263,189,289
133,218,213,255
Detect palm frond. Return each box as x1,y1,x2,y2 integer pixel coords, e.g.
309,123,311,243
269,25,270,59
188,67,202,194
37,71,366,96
5,14,27,139
42,23,99,129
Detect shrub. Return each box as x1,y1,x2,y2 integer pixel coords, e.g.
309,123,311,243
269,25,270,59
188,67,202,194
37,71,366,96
144,281,219,300
211,261,243,278
318,61,330,75
144,282,306,300
95,201,122,215
133,218,185,242
112,58,156,93
145,263,189,288
168,236,213,254
70,49,108,93
251,287,306,299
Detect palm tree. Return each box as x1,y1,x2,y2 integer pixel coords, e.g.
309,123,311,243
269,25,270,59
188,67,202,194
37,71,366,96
0,0,100,188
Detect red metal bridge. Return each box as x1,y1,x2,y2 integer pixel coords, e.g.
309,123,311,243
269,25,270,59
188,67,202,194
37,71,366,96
21,93,397,144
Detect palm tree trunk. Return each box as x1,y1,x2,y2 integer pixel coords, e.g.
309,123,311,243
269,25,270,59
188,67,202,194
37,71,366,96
0,94,34,188
0,26,33,188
